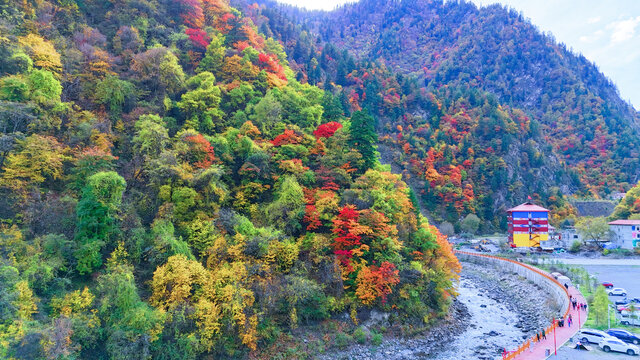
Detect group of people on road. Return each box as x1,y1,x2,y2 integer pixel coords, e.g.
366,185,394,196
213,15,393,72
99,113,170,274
570,295,587,312
535,329,547,342
505,277,589,358
531,292,588,345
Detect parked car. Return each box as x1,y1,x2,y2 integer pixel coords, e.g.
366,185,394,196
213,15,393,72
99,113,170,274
619,300,640,312
602,282,614,289
602,242,620,250
578,329,617,344
607,329,640,345
609,288,628,296
618,304,630,312
618,306,639,313
599,337,639,355
619,313,640,326
615,298,629,305
557,275,572,287
621,309,640,317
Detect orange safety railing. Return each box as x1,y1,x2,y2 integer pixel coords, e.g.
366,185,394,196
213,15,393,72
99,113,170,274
454,250,571,360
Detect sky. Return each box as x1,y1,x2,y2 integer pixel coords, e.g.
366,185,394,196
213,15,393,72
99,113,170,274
275,0,640,110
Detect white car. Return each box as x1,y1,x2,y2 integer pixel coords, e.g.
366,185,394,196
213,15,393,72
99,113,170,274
609,288,628,297
599,337,640,355
619,313,640,326
577,329,617,344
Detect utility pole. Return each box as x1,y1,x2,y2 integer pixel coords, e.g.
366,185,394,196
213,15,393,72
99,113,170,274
554,318,557,356
578,304,581,328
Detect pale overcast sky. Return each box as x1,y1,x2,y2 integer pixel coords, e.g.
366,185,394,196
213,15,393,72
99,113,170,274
276,0,640,110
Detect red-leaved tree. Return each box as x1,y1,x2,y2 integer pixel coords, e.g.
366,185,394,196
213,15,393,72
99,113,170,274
313,121,343,139
185,28,210,50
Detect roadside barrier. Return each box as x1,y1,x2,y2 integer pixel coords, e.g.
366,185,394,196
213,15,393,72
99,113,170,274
454,250,571,360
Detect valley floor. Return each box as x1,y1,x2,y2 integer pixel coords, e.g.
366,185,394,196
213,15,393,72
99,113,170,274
319,261,556,359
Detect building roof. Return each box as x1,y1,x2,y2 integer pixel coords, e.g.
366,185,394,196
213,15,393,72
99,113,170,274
608,220,640,226
507,202,549,212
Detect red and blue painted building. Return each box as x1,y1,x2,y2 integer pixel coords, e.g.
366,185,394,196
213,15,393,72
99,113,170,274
507,202,550,247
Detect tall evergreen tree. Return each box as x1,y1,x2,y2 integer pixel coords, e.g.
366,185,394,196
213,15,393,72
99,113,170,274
348,109,377,172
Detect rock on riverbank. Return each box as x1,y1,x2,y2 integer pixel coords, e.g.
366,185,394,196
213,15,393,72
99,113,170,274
319,260,557,359
317,298,470,360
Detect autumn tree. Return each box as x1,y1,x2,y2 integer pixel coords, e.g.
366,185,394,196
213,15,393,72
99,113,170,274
0,76,29,102
112,26,144,56
266,176,305,236
74,171,126,274
132,48,185,96
0,135,68,195
27,69,62,103
610,182,640,220
197,33,226,76
178,72,224,133
575,217,611,246
18,34,62,74
94,76,136,116
97,247,163,360
460,214,481,235
132,114,170,159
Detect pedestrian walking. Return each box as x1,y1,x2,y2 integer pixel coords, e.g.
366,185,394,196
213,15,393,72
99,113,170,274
568,314,573,327
542,329,546,340
537,332,541,342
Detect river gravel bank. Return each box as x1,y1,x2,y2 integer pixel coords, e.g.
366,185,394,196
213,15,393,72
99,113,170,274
319,260,558,360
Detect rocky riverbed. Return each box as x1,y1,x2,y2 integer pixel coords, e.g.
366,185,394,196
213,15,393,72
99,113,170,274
319,260,558,360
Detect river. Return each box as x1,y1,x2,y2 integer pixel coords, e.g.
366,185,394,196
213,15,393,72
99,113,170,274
429,275,526,360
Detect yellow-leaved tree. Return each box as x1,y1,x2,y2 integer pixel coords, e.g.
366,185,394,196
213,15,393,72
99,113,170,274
18,34,62,74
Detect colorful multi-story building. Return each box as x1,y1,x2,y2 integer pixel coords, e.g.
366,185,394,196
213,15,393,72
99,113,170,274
507,202,550,247
608,220,640,249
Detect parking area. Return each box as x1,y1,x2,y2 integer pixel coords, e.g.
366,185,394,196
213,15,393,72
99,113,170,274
548,260,640,358
581,264,640,299
556,342,637,359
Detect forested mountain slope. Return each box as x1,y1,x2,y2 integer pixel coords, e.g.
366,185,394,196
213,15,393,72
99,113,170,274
234,0,640,229
0,0,460,358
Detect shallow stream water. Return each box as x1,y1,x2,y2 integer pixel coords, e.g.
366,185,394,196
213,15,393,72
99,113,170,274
430,275,527,360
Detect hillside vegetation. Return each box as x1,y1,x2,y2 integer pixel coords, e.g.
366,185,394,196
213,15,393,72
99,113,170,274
235,0,639,229
0,0,460,359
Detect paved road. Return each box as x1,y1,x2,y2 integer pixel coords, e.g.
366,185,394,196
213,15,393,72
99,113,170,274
515,284,586,360
553,259,640,266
